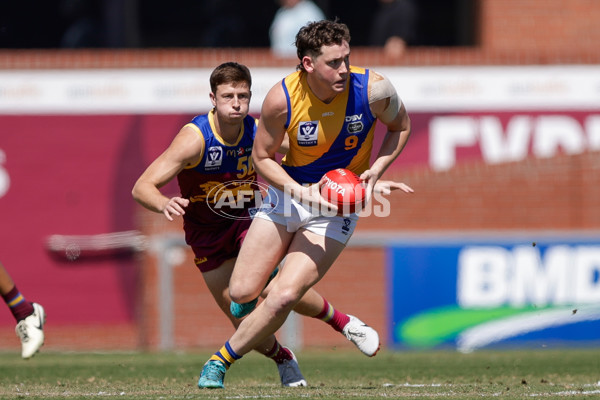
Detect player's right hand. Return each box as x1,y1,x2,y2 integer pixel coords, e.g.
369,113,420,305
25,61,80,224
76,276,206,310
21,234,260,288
162,196,189,221
306,177,339,215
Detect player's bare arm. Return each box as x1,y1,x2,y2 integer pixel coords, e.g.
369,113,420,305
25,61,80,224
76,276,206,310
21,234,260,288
360,71,411,199
132,125,204,221
254,84,335,210
252,85,287,185
277,133,290,154
253,86,308,195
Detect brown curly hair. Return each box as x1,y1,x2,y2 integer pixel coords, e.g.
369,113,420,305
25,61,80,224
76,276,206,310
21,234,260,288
294,20,351,71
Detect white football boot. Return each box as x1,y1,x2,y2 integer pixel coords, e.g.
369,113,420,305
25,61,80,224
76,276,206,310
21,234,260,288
342,315,380,357
16,302,46,359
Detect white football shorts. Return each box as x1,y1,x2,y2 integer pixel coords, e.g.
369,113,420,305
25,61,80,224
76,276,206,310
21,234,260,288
250,186,358,245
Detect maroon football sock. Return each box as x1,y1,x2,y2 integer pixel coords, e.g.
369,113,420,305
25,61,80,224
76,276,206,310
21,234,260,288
314,297,350,332
2,286,34,322
265,341,293,364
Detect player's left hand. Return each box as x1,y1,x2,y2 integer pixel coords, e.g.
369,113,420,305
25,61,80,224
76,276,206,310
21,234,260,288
373,180,414,195
162,196,189,221
359,169,379,204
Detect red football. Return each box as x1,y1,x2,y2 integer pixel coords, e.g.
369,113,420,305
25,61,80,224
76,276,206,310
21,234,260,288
320,168,366,215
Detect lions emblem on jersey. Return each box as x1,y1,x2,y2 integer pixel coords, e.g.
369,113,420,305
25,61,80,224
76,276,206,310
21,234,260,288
297,121,319,147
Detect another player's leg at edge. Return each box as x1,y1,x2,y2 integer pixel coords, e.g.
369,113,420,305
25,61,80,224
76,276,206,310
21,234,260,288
0,263,46,359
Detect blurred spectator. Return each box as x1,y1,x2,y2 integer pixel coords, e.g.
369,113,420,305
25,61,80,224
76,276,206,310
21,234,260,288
369,0,418,60
270,0,325,58
59,0,105,48
193,0,277,48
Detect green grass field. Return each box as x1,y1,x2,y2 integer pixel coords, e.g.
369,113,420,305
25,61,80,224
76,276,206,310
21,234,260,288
1,348,599,399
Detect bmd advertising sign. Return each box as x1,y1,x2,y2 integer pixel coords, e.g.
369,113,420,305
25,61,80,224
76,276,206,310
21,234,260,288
389,237,600,351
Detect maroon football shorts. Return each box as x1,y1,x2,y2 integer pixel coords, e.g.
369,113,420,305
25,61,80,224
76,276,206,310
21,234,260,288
184,217,251,273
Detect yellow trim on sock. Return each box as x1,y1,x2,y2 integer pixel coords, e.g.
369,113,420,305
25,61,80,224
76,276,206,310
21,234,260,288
322,303,334,322
7,294,24,307
210,346,237,367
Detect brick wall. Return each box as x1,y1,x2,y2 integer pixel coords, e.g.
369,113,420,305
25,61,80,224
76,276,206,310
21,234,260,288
480,0,600,54
362,151,600,231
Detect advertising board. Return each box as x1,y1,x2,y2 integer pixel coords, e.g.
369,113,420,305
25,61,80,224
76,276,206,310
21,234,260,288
389,237,600,351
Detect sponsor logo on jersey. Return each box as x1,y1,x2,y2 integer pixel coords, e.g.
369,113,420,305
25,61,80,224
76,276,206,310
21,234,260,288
345,114,363,122
346,114,364,134
348,121,364,134
297,121,318,146
226,146,252,158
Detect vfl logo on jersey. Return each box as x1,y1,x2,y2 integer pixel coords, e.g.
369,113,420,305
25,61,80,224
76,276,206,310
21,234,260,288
205,146,223,169
297,121,318,147
345,114,364,134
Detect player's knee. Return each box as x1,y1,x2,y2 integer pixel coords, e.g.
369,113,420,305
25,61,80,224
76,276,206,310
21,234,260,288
229,280,260,304
267,286,301,315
